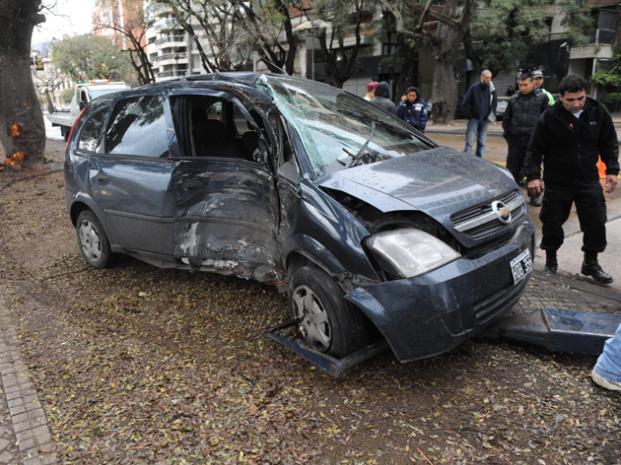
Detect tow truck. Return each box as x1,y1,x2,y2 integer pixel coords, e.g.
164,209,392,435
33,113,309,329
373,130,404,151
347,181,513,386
47,80,130,140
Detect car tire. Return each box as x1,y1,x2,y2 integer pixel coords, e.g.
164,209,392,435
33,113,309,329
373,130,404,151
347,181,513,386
76,210,113,269
289,264,372,357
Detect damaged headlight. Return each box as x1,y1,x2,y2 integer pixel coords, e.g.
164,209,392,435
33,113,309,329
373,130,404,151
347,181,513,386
366,229,460,279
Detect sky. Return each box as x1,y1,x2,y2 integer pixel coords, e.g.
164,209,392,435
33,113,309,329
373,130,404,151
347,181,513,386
32,0,95,46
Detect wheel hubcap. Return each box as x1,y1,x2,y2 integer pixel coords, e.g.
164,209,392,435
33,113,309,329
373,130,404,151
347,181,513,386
292,285,331,351
79,219,102,261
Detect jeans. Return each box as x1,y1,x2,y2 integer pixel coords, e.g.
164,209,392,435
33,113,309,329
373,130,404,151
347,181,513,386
594,321,621,383
464,118,489,158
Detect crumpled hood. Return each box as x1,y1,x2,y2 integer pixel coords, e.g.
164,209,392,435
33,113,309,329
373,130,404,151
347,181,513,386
318,146,516,221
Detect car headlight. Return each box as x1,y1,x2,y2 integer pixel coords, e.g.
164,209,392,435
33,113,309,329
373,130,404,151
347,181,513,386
366,228,461,279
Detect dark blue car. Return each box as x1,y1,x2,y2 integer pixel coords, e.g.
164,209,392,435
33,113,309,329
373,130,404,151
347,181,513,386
64,73,534,364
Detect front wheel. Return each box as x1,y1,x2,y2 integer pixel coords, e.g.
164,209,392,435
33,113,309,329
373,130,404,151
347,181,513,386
76,210,113,269
288,265,372,357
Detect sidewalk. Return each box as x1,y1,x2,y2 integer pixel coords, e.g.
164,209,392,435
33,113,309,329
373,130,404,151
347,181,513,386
0,293,56,465
425,113,621,139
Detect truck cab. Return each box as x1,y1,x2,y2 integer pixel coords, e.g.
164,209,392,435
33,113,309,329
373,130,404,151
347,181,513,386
48,80,130,140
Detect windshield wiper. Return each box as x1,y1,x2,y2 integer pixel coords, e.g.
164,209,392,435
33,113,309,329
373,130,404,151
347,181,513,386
341,121,376,168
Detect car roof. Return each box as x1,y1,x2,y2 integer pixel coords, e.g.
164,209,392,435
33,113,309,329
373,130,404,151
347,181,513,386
96,71,303,106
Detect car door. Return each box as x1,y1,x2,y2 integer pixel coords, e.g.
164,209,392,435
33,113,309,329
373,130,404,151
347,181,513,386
88,93,177,257
168,89,280,282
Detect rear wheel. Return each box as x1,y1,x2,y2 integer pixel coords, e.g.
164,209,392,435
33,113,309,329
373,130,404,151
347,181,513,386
76,210,113,269
289,265,372,357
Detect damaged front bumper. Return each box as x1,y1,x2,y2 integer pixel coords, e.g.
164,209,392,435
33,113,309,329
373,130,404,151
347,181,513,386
346,221,535,363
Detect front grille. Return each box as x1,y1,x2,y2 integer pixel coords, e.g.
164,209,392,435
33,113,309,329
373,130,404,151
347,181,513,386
451,190,524,240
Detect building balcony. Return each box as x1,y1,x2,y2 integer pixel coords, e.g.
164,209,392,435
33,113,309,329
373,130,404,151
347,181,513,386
570,43,613,60
157,70,187,79
153,53,188,66
155,35,186,46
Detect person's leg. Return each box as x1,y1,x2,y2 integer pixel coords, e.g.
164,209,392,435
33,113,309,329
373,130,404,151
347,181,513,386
575,183,611,283
539,187,573,272
475,119,489,158
464,119,477,155
592,321,621,391
505,138,525,184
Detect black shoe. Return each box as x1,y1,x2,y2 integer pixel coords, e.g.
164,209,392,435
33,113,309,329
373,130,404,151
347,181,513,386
544,250,557,274
530,196,542,207
581,262,613,284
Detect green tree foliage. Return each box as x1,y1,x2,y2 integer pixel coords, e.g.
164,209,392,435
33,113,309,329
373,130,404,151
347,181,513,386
593,50,621,107
470,0,592,76
51,34,135,83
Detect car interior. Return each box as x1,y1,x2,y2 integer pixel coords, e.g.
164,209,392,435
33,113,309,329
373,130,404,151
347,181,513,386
172,95,264,162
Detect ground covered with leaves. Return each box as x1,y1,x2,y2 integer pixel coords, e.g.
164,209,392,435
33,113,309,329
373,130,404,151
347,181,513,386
0,141,619,465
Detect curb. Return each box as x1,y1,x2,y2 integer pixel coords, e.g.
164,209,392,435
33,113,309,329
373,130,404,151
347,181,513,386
0,297,56,465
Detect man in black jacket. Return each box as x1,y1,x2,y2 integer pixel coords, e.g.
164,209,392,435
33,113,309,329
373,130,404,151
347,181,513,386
463,69,498,158
525,74,619,283
502,72,549,206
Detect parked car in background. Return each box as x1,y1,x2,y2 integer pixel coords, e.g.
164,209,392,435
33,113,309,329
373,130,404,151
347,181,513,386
47,80,130,140
64,73,534,365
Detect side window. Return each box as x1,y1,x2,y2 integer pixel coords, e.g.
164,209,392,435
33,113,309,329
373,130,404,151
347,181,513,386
173,95,268,164
77,108,108,153
105,95,169,158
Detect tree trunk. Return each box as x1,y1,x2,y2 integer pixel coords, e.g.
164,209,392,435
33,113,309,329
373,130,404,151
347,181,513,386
0,0,45,169
429,0,466,123
430,57,457,123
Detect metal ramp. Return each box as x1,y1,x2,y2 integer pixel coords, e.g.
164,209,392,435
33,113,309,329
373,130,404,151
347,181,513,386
488,308,621,354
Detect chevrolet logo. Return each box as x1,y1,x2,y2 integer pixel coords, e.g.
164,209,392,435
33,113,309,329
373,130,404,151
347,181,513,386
491,200,512,224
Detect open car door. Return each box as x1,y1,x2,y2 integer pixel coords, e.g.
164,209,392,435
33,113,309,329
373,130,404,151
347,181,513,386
169,88,281,283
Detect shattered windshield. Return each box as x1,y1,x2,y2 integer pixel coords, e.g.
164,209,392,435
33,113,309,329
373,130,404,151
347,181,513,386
260,75,431,178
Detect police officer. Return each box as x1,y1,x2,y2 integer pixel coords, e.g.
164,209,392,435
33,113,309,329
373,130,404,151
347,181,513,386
502,71,548,206
525,74,619,283
532,69,555,105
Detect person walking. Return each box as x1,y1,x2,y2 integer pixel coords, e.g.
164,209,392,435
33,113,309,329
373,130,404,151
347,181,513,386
524,74,619,283
592,321,621,391
532,69,555,105
463,69,497,158
502,72,549,206
364,81,378,101
372,81,395,112
395,86,428,132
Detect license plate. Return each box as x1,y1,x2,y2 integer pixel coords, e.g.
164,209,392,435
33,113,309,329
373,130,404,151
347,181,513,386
510,249,532,284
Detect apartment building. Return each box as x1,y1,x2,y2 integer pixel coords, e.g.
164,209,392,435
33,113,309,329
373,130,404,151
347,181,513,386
93,0,146,50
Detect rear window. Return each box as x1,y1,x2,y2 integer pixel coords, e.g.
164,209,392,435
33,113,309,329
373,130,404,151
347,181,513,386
77,108,108,153
104,95,169,158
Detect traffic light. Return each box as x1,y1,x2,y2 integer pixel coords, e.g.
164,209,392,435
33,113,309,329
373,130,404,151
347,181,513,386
35,55,44,71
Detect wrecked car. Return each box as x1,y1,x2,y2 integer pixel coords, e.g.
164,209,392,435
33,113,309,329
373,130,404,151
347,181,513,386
64,73,534,364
